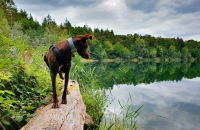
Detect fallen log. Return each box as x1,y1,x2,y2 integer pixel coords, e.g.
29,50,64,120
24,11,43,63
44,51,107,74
21,80,93,130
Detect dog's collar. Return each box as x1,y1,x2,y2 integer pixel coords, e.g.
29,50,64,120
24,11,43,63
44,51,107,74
67,37,77,53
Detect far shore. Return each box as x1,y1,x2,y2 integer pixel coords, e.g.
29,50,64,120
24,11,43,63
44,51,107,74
80,58,196,63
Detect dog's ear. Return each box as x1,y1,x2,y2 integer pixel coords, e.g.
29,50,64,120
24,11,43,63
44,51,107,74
89,35,92,40
81,35,92,42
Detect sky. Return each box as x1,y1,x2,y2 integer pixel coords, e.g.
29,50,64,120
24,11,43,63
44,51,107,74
14,0,200,41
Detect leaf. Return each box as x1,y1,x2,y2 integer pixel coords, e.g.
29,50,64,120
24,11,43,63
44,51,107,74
15,116,23,123
1,119,10,126
5,104,10,110
2,111,11,118
107,123,114,130
0,90,5,95
4,90,15,95
0,96,3,102
36,89,42,94
0,83,5,87
25,105,35,110
3,100,15,104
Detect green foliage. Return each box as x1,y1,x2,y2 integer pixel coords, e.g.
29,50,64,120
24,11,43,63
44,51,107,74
134,38,148,58
0,90,18,129
112,42,125,58
0,8,10,36
70,65,108,129
81,88,107,129
60,18,73,34
42,14,56,27
71,25,93,36
149,48,157,58
0,22,50,129
88,39,107,60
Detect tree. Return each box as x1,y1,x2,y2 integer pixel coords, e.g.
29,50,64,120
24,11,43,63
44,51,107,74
176,37,184,51
42,14,56,27
182,46,192,59
18,12,44,37
143,35,156,48
156,46,163,58
102,40,113,51
0,8,10,36
71,26,89,36
168,45,176,58
62,18,72,32
112,42,125,58
184,40,199,58
149,48,157,59
134,38,147,57
0,0,17,26
18,9,28,19
88,39,107,60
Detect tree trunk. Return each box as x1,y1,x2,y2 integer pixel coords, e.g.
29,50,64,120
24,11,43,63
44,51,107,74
21,80,93,130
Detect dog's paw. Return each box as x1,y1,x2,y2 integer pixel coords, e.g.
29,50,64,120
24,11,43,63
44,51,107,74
52,103,59,108
61,100,67,104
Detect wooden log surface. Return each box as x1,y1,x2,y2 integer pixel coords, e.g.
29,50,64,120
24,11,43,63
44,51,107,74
21,80,93,130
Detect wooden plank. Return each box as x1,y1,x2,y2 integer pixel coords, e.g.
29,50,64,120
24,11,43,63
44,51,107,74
21,80,93,130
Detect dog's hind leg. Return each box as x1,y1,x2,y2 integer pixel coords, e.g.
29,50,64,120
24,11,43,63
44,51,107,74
50,71,59,108
61,64,71,104
59,72,64,80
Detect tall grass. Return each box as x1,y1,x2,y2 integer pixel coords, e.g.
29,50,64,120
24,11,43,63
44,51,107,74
70,61,108,129
99,93,143,130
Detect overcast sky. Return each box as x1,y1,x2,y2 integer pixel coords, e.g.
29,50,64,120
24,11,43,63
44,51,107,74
14,0,200,41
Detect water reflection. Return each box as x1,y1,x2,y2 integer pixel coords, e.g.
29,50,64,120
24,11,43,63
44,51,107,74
106,77,200,130
83,61,200,88
80,61,200,129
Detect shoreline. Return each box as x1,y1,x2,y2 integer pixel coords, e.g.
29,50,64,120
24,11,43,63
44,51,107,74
80,58,196,63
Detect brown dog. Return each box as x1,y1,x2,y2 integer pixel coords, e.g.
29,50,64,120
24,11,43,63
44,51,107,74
44,34,92,108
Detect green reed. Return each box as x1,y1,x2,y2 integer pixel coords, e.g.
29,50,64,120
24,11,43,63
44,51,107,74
100,93,143,130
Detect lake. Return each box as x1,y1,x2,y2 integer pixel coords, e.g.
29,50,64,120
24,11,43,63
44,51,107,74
83,61,200,130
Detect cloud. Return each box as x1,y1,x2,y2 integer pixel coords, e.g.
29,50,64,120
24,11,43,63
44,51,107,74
174,0,200,14
14,0,99,7
14,0,200,41
125,0,158,13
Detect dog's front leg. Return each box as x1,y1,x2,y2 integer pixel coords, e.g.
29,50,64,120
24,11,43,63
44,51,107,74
61,64,71,104
50,72,59,108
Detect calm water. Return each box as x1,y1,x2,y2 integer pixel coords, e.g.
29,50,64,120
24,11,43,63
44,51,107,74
107,78,200,130
84,61,200,130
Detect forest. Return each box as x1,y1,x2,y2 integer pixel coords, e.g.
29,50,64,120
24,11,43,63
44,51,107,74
0,0,200,129
1,0,200,61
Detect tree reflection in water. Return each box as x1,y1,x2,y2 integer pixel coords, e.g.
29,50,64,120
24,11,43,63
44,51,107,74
81,61,200,130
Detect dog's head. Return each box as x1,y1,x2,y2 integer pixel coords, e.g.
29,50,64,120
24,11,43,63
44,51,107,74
73,34,92,59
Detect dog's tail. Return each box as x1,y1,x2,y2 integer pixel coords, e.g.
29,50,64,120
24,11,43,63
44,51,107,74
44,45,54,68
44,53,49,67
